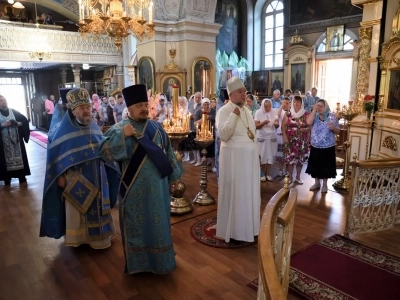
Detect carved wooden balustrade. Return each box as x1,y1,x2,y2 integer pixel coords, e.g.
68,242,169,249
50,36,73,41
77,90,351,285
257,187,298,300
344,158,400,237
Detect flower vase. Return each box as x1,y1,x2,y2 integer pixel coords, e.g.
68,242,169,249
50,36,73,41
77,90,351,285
366,111,372,120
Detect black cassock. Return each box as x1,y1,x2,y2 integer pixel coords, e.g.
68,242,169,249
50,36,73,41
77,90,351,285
0,109,31,182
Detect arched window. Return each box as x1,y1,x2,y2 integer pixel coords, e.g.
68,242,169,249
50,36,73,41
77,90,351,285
317,34,354,52
263,0,284,69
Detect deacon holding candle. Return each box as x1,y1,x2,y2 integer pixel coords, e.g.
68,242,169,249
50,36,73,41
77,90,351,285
194,98,216,169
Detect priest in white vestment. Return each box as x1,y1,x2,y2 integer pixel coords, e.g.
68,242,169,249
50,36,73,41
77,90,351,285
216,77,261,242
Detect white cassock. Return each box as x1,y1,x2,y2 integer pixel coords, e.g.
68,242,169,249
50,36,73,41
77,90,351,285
216,102,261,242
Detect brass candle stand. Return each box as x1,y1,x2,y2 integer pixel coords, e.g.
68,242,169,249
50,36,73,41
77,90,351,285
168,132,192,214
162,83,193,214
193,138,215,205
332,105,359,191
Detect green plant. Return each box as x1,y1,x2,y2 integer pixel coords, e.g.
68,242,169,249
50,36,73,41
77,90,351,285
363,101,375,112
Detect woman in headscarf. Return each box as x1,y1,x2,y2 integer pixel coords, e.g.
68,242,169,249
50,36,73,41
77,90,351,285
255,99,278,181
178,96,188,118
246,94,260,118
306,99,340,193
282,95,310,184
106,96,116,126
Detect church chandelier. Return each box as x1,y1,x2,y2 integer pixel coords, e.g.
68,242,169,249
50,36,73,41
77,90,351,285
78,0,155,50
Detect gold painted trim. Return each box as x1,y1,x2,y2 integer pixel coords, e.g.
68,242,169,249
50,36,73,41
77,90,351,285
375,113,400,120
191,57,214,98
382,135,398,151
360,20,381,27
375,125,400,134
351,123,374,129
367,57,378,63
352,0,383,6
351,130,370,135
378,151,397,158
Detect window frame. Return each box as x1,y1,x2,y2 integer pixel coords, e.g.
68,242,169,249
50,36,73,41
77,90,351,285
262,0,284,70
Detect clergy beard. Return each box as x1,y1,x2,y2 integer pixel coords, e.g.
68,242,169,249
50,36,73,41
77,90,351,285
233,100,244,107
137,118,148,123
0,108,9,116
76,116,92,126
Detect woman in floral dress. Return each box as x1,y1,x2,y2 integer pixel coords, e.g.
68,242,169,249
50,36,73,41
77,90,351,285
282,96,310,184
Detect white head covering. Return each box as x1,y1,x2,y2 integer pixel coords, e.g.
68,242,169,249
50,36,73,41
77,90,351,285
261,98,272,113
290,96,306,118
201,98,210,106
179,96,188,108
227,77,245,95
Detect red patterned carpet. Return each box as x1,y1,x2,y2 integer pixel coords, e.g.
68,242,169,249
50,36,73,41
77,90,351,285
30,131,48,149
249,234,400,299
190,217,257,249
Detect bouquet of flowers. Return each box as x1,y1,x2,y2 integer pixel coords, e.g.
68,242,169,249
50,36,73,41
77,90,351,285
363,95,375,112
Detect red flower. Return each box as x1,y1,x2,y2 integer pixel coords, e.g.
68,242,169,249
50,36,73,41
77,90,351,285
364,95,374,101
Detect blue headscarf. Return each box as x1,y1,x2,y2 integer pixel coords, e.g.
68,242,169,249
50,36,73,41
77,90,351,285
314,99,331,124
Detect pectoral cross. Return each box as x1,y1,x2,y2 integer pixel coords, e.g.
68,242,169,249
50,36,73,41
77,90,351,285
89,142,95,153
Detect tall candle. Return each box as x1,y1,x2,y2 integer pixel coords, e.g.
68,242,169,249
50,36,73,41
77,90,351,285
201,113,207,134
173,84,179,119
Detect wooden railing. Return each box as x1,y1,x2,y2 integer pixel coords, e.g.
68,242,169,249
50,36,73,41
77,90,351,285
257,186,298,300
345,157,400,237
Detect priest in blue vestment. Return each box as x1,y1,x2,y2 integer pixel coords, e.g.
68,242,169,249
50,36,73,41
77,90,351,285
40,88,120,249
99,84,183,274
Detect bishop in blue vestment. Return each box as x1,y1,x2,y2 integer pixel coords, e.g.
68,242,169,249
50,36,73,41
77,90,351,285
99,84,183,274
40,88,120,249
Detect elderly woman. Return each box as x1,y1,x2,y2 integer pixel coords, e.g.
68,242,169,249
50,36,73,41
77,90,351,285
246,94,260,118
306,99,340,193
282,95,310,184
106,96,116,126
255,99,278,181
194,98,216,169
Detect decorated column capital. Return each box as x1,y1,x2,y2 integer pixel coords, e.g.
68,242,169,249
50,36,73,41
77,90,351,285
359,26,373,40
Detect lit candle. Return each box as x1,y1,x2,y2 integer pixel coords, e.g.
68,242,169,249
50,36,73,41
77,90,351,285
79,0,82,20
173,84,179,119
149,1,153,23
201,113,207,133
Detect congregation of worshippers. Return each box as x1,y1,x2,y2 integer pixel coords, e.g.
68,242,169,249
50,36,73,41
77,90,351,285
0,76,338,275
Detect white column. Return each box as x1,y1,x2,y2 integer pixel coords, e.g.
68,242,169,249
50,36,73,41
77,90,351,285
115,64,124,88
71,64,81,85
